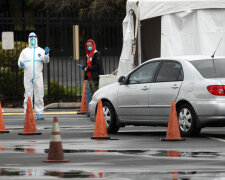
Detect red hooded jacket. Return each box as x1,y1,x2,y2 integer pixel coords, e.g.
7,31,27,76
84,39,104,81
85,39,96,80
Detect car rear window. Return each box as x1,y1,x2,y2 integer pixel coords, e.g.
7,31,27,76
191,59,225,78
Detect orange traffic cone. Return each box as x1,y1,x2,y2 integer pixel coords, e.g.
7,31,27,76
18,97,41,135
25,147,35,154
79,80,87,114
43,117,69,162
161,101,185,141
99,172,104,178
167,150,180,157
0,146,4,152
94,150,108,152
91,100,110,140
0,102,9,133
170,172,178,180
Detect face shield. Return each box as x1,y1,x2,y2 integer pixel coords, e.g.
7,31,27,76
28,33,38,47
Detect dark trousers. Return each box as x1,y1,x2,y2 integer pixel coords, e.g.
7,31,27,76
88,80,99,97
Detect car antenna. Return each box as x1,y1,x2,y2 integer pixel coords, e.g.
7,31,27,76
211,38,222,58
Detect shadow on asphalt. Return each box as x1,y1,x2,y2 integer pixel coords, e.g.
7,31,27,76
116,131,166,136
117,130,225,139
199,133,225,138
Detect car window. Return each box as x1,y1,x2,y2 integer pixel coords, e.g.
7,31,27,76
129,61,160,84
156,61,183,82
191,59,225,78
177,69,184,81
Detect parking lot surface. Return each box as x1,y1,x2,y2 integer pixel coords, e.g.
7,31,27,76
1,113,225,179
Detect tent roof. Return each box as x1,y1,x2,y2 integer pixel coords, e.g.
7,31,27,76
127,0,225,20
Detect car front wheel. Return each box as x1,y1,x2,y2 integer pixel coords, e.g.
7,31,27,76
102,101,120,133
177,103,201,137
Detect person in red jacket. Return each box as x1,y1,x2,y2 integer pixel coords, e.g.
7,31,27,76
78,39,104,96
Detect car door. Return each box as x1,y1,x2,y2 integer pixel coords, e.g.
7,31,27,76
149,61,184,121
117,61,160,121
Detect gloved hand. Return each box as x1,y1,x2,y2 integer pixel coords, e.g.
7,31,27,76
20,61,24,67
44,46,50,55
77,64,85,69
84,67,87,72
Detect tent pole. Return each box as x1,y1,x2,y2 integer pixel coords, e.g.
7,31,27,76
138,22,141,65
132,0,140,66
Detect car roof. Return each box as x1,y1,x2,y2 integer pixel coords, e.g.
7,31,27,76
149,55,225,62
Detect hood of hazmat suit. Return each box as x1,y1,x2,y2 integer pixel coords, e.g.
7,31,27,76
28,32,38,47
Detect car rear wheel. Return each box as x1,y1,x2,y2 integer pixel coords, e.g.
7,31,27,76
177,103,201,137
102,101,120,133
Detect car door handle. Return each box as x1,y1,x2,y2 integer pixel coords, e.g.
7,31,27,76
141,87,148,91
171,86,179,89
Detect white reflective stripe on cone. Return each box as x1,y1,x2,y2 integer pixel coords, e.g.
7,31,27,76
50,135,62,142
52,122,60,132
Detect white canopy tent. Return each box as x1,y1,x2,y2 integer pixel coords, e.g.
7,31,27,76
117,0,225,77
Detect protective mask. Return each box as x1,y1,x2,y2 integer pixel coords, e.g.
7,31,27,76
30,39,36,46
88,46,92,51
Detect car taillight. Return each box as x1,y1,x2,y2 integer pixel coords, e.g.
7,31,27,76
207,85,225,96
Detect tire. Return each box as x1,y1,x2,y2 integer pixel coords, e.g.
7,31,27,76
177,103,201,137
102,101,120,133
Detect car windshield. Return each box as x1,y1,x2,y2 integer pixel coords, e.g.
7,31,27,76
191,59,225,78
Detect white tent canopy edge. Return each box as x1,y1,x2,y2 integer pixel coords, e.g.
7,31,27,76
117,0,225,77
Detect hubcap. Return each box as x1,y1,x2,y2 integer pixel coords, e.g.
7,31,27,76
178,108,192,132
103,106,111,127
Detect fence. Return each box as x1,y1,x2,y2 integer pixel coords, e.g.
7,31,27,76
0,14,123,103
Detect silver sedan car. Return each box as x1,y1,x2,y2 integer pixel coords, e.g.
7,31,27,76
89,55,225,136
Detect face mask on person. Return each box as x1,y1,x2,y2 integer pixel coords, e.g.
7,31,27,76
88,46,92,51
30,39,36,46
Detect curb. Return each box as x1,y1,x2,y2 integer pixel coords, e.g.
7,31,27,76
2,102,81,113
44,102,81,109
2,108,23,113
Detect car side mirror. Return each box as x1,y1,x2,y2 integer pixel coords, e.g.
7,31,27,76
118,76,126,84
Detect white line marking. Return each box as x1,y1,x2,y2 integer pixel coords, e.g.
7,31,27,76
208,136,225,143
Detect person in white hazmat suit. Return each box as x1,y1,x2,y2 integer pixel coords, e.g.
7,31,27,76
18,32,50,120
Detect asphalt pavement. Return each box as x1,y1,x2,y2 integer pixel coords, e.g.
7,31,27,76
1,112,225,179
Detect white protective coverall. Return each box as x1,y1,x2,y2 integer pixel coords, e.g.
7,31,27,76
18,32,49,115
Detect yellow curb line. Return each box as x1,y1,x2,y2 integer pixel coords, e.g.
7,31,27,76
3,112,78,116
